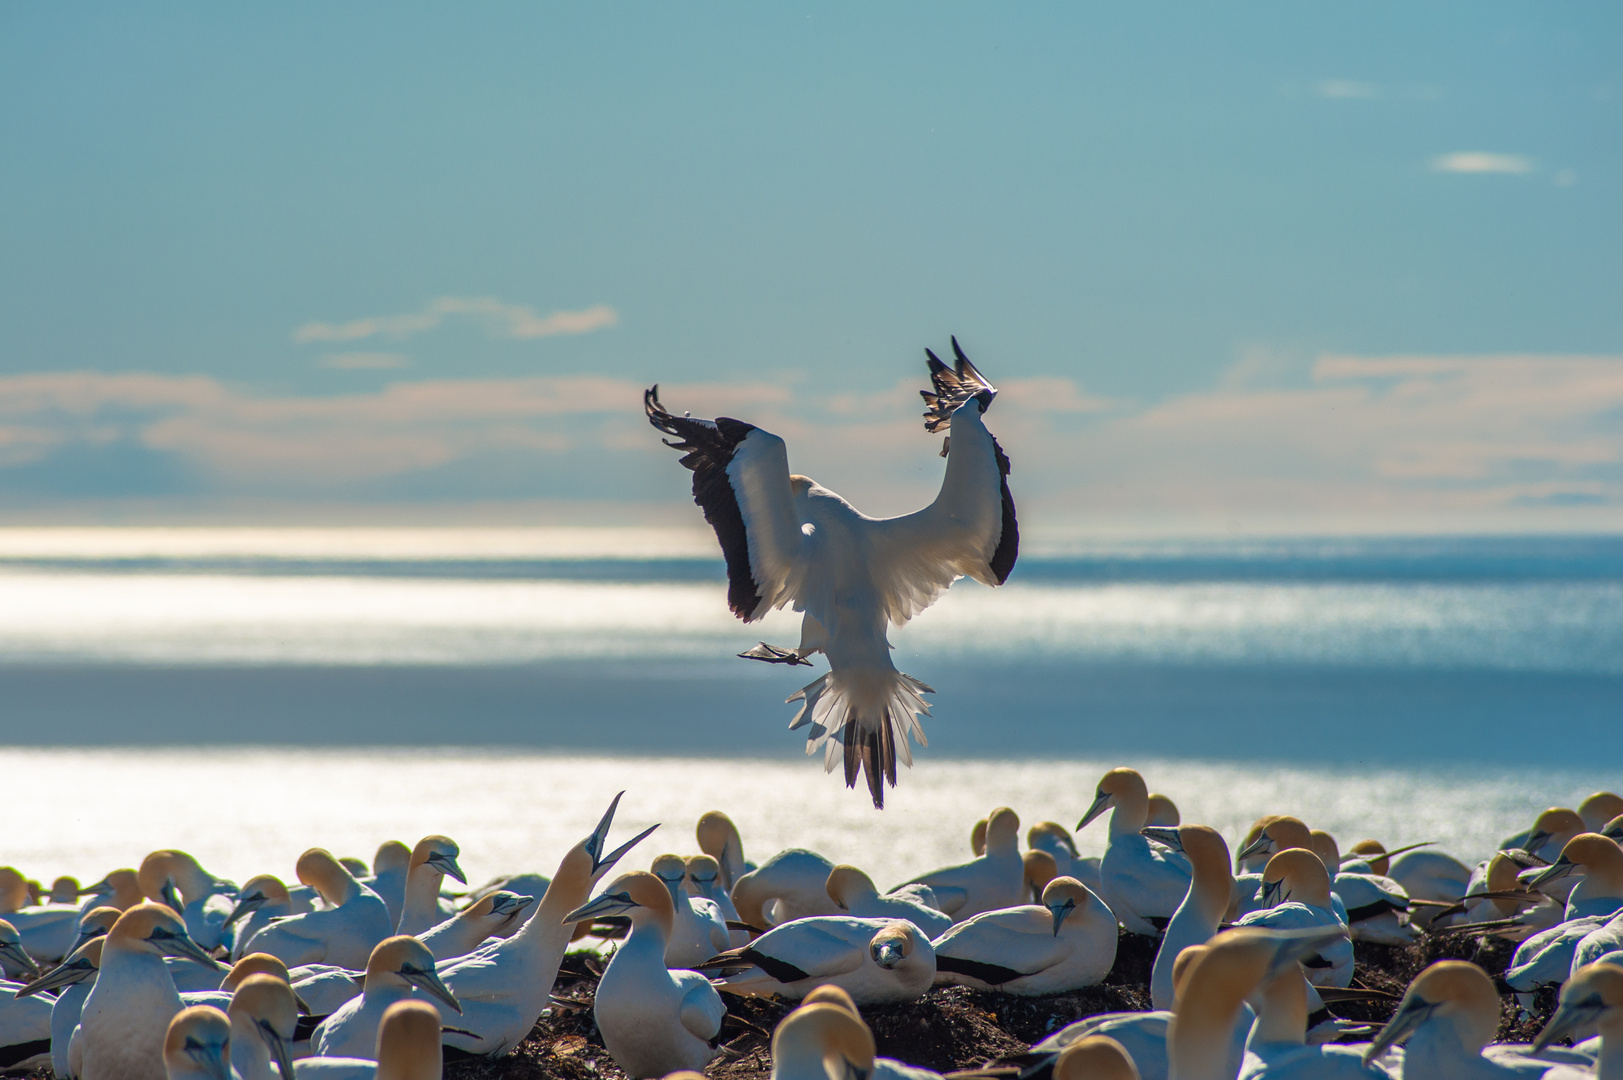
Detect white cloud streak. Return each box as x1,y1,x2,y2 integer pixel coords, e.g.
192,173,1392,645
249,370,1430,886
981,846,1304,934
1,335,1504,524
293,298,618,344
1430,152,1535,175
1314,79,1379,99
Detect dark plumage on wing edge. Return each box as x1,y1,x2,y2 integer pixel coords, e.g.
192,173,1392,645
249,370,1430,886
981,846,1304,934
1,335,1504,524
920,336,997,433
787,670,934,809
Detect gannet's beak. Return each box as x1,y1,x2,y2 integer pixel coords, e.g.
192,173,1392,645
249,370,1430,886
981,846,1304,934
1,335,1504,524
1048,897,1077,937
1261,878,1285,908
1237,835,1274,862
74,923,111,951
82,878,113,897
149,925,226,970
870,940,905,969
442,1025,480,1038
253,1018,297,1080
583,793,659,879
563,890,639,924
14,957,93,998
1076,790,1113,831
1141,826,1184,851
491,893,534,918
160,881,184,916
426,852,467,886
398,961,462,1014
1364,996,1437,1064
1523,830,1552,854
223,891,267,931
1532,992,1606,1053
182,1033,232,1080
1521,858,1576,890
0,939,40,977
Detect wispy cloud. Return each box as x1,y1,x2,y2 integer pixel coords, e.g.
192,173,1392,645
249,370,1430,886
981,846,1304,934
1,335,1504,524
1430,152,1535,175
1314,79,1379,99
292,298,618,344
318,352,411,370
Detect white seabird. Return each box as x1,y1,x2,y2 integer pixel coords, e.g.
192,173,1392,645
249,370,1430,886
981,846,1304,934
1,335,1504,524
697,916,935,1006
929,876,1117,996
645,338,1019,806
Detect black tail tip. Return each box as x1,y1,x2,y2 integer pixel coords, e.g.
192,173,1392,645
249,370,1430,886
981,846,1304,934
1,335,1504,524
842,723,897,810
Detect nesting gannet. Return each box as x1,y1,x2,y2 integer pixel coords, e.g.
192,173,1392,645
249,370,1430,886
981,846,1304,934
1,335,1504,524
1235,850,1352,988
79,869,144,917
50,878,81,905
76,903,223,1080
224,974,298,1080
646,339,1019,806
931,876,1115,995
1143,824,1234,1010
1504,808,1589,866
1028,821,1104,896
1385,847,1472,930
1533,961,1622,1071
162,1006,233,1080
701,915,934,1005
1507,911,1615,998
1522,833,1623,921
416,891,533,961
731,848,841,930
564,873,725,1078
139,852,237,954
311,937,459,1058
898,806,1026,920
0,869,81,962
436,792,657,1056
1571,911,1623,980
0,971,54,1073
825,866,953,938
393,837,464,937
1077,770,1192,935
650,855,729,969
1309,832,1415,946
1238,956,1397,1078
1582,794,1623,834
685,856,750,948
696,812,753,895
225,876,295,961
296,999,444,1080
1147,794,1181,827
242,850,392,969
15,935,101,1078
769,1000,944,1080
1234,817,1313,914
364,843,412,930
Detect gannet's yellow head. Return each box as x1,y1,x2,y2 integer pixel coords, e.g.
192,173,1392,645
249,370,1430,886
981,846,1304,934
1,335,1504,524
1237,816,1312,865
695,811,744,889
1169,943,1209,1007
0,918,38,976
650,854,689,902
1041,877,1098,937
1523,831,1623,893
1346,839,1390,876
1027,821,1079,857
138,851,184,914
0,868,30,913
564,871,675,936
49,876,80,904
1533,961,1623,1053
224,874,292,932
408,836,465,886
1580,792,1623,833
771,1002,875,1079
1524,807,1586,855
826,865,879,910
223,953,291,992
1365,961,1498,1063
1309,830,1340,875
555,792,661,901
1260,848,1333,910
375,1000,444,1080
801,983,860,1016
868,921,921,969
374,841,412,875
1145,794,1180,827
1141,825,1232,901
84,868,143,911
1237,817,1283,871
970,818,989,856
74,904,123,952
460,890,534,932
362,936,461,1013
984,807,1021,853
108,902,222,968
684,854,724,902
296,849,359,906
1024,850,1059,897
228,973,299,1080
164,1006,233,1080
1053,1035,1141,1080
1078,768,1148,831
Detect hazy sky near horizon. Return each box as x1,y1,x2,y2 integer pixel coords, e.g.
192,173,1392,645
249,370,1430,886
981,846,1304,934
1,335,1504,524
3,4,1621,531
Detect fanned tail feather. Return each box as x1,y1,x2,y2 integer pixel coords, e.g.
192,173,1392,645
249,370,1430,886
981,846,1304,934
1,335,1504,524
787,670,933,809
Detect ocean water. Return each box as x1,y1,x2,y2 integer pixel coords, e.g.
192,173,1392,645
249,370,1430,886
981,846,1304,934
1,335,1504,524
0,528,1618,883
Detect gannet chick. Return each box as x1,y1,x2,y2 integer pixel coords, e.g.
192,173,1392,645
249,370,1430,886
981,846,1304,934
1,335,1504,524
1143,824,1234,1010
225,876,295,961
163,1006,233,1080
1235,850,1353,988
0,919,39,980
1147,794,1180,827
1532,960,1623,1068
437,792,658,1056
1582,794,1623,834
1078,770,1192,935
826,866,953,938
650,855,729,969
699,916,934,1005
731,848,841,930
1311,831,1415,946
394,836,464,936
312,937,459,1058
1364,961,1549,1075
685,855,750,948
366,842,412,930
1522,833,1623,921
931,876,1115,995
769,1001,944,1080
416,890,533,961
226,974,298,1080
898,807,1025,920
242,849,393,969
78,903,223,1080
80,868,145,916
139,852,238,954
564,872,724,1078
1240,956,1396,1078
0,868,81,962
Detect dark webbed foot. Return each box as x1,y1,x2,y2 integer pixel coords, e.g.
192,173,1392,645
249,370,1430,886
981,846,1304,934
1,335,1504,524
737,642,812,666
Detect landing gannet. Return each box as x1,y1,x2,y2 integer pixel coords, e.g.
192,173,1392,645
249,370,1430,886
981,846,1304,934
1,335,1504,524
311,937,459,1059
1234,850,1353,988
242,850,392,969
1077,769,1192,935
684,856,749,948
416,891,533,961
898,806,1025,920
0,869,81,962
731,848,840,930
650,854,729,969
224,876,295,961
394,837,464,936
436,792,657,1056
825,866,953,938
76,903,222,1080
162,1006,232,1080
1142,824,1234,1010
930,877,1115,995
1522,832,1623,921
564,873,725,1078
699,916,935,1005
1532,961,1622,1068
138,852,237,954
646,339,1018,806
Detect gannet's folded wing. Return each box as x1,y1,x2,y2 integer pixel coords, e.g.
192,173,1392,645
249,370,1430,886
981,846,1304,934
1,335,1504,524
933,911,1067,982
646,387,803,621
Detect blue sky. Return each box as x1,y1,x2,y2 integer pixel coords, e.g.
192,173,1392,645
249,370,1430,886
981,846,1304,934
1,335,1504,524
2,4,1620,531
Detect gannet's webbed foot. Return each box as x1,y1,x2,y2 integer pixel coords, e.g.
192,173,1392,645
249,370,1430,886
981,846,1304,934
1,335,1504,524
738,642,811,666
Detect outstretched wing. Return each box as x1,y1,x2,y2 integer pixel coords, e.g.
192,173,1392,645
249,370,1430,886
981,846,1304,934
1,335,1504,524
645,387,803,622
863,340,1018,627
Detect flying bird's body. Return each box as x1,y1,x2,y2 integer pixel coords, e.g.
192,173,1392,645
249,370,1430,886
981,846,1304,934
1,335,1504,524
646,340,1017,806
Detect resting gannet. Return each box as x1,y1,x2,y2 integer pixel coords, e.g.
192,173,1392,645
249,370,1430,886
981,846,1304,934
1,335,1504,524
1385,846,1471,930
394,837,464,937
1582,793,1623,834
417,891,533,961
650,855,729,969
1533,961,1622,1069
1507,912,1614,999
224,876,295,961
0,920,39,981
825,866,953,937
436,792,657,1056
1310,832,1415,945
0,972,54,1073
731,848,840,930
769,1001,943,1080
138,852,237,954
0,869,81,962
1142,824,1233,1010
898,806,1025,920
242,850,393,969
1237,950,1396,1078
15,935,101,1078
1571,911,1623,981
695,812,752,894
76,903,222,1080
162,1006,233,1080
1503,807,1588,866
365,843,412,930
1078,769,1192,934
1028,821,1104,895
646,339,1018,806
311,937,459,1059
80,869,144,917
1146,794,1181,827
296,999,444,1080
930,877,1115,995
684,856,749,948
699,916,934,1005
1522,833,1623,921
225,974,298,1080
565,872,725,1078
1234,850,1352,988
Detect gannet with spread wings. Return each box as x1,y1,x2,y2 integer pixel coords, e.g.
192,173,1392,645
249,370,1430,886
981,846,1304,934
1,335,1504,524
645,338,1018,807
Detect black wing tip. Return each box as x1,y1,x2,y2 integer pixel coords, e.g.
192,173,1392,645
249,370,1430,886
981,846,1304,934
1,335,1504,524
920,336,996,432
